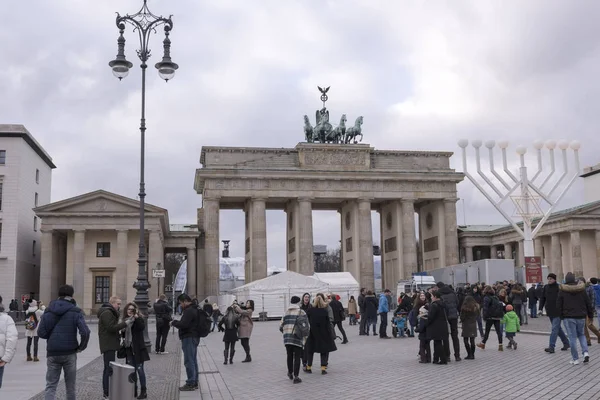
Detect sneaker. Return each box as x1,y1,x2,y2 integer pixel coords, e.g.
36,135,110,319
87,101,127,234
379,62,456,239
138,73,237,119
561,345,570,351
179,384,196,391
293,377,302,384
161,351,169,355
476,343,485,350
287,372,293,380
584,352,590,363
569,359,580,365
544,347,555,353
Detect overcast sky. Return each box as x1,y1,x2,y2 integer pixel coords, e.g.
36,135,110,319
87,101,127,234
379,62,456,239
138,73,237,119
2,1,599,268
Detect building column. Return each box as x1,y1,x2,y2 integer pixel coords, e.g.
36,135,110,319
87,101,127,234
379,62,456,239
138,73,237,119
116,230,129,302
550,234,562,280
204,197,220,297
147,230,164,301
187,246,197,296
245,198,268,282
401,199,417,278
490,246,498,259
595,230,600,279
443,199,459,266
534,237,544,263
40,230,55,303
298,198,314,276
504,243,513,262
73,229,86,307
358,198,374,291
465,245,474,262
571,230,583,278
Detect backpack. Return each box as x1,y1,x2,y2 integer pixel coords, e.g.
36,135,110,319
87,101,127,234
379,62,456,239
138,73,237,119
196,307,212,338
292,313,310,339
25,312,38,331
488,296,505,319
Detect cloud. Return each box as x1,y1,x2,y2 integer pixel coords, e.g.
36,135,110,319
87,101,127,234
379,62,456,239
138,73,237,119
2,0,599,268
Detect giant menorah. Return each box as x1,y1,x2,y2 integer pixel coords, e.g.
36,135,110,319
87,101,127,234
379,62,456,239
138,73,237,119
458,139,581,260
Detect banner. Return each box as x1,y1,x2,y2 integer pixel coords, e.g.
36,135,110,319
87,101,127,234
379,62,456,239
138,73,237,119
525,256,543,283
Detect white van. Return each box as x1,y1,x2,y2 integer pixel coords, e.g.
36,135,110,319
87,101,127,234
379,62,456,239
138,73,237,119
397,275,437,298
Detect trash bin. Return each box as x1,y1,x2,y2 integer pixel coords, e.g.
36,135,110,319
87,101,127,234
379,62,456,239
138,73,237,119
109,361,136,400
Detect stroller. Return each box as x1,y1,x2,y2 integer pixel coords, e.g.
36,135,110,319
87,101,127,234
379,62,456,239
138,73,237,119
391,311,409,338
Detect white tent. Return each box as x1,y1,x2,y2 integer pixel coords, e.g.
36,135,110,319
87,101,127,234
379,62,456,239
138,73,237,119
229,271,329,318
313,272,360,306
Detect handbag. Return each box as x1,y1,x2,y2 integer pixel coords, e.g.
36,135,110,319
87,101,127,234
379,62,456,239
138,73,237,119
116,339,127,359
355,313,360,320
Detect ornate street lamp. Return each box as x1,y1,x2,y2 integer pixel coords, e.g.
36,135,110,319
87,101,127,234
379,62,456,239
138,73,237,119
109,0,179,350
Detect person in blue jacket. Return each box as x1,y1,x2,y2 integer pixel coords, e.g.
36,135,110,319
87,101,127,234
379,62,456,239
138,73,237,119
378,289,391,339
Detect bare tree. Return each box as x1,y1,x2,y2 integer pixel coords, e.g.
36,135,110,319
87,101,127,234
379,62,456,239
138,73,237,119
314,247,341,273
164,253,186,286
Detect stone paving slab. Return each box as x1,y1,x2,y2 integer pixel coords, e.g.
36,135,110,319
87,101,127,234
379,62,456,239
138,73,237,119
195,320,600,400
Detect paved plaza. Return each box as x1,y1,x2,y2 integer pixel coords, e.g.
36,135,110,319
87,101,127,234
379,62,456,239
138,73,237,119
194,318,600,400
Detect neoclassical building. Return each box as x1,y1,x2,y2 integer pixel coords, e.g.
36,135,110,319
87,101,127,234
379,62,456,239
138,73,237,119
458,200,600,280
34,190,199,314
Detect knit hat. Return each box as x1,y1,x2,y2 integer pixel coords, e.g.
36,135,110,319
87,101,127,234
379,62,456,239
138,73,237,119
418,306,428,318
505,304,513,312
565,272,576,284
547,273,557,280
291,296,301,304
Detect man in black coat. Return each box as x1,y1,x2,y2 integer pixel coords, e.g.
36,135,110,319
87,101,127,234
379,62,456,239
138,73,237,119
558,272,594,364
329,294,348,344
358,288,367,335
527,285,538,318
436,282,461,361
424,291,449,365
539,273,569,353
171,295,200,391
153,294,173,355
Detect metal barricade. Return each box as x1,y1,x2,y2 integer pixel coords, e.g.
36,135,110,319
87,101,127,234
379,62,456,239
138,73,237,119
109,361,136,400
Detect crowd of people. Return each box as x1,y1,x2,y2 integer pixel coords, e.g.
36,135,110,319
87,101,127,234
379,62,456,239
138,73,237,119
1,271,600,395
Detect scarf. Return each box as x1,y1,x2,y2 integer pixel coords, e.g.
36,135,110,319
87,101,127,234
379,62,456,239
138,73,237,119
124,318,133,348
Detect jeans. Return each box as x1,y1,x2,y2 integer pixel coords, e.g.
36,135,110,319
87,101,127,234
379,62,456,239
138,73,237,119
530,303,537,318
476,313,483,337
367,317,377,334
212,317,218,331
285,345,302,377
0,365,4,388
482,320,502,344
27,336,40,357
564,318,588,360
334,321,348,342
155,323,170,353
182,336,199,386
379,312,388,337
549,316,569,349
102,351,115,396
514,304,523,325
596,306,600,328
45,354,77,400
349,314,356,325
126,355,147,391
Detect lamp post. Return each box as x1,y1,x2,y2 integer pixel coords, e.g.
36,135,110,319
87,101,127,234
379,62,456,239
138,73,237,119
457,139,580,261
109,0,179,350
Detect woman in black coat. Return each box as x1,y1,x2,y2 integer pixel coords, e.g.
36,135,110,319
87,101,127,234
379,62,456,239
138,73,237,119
364,291,379,335
424,291,449,364
305,294,337,374
122,302,151,399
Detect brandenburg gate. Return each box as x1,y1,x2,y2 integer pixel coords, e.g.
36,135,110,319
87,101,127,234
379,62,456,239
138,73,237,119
193,88,464,296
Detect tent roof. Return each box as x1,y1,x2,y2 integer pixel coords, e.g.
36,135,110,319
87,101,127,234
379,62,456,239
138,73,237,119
313,272,359,286
230,271,329,292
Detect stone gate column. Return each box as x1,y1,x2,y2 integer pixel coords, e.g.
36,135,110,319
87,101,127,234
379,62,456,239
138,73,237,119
245,197,267,282
444,199,459,266
534,237,544,263
298,198,314,276
73,229,86,307
550,234,562,280
40,230,54,303
116,230,129,302
571,230,583,278
358,198,374,291
187,246,197,296
595,230,600,278
401,199,417,278
204,197,220,297
490,246,498,259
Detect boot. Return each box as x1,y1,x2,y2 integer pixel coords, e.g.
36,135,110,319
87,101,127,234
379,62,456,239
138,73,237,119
27,356,32,362
229,350,235,364
321,366,328,375
137,388,147,399
242,354,252,363
507,341,513,350
476,343,485,350
34,356,40,362
498,344,503,351
223,350,228,365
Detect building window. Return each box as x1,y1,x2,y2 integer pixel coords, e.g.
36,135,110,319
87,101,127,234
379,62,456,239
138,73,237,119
34,217,38,231
0,151,5,165
0,223,2,252
35,192,38,207
0,182,3,211
96,242,111,257
32,240,36,256
95,276,111,304
35,169,39,183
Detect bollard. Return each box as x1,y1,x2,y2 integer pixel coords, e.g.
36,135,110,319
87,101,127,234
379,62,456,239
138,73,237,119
109,361,136,400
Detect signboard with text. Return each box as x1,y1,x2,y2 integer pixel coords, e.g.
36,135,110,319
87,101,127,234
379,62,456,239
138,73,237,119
152,269,166,278
525,256,543,283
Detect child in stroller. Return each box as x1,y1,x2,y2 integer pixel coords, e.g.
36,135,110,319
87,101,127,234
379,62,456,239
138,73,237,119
392,311,409,338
